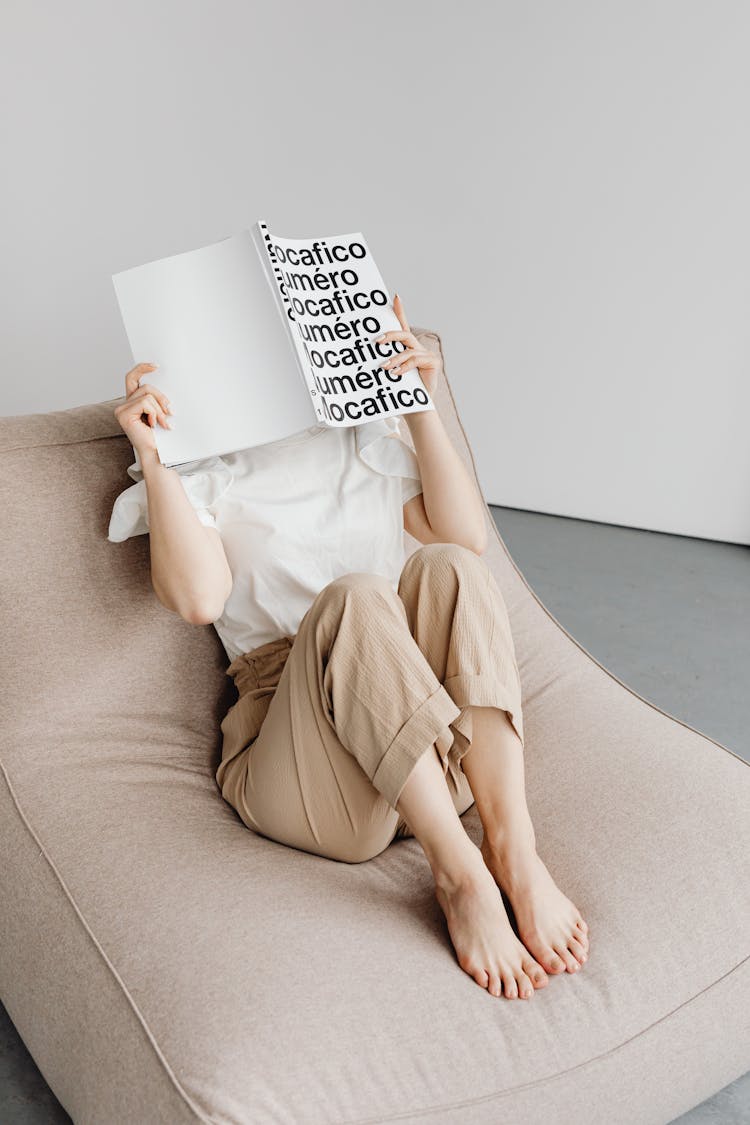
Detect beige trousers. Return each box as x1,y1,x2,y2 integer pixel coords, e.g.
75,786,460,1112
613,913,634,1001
216,542,525,863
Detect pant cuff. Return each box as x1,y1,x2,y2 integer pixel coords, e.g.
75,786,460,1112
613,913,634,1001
372,685,462,810
443,672,525,749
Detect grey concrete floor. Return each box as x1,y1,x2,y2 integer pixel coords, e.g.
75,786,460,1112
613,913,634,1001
1,505,748,1123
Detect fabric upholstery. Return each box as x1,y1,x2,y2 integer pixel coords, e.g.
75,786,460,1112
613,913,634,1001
1,328,748,1124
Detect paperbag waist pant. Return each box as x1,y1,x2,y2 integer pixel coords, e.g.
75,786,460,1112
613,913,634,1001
216,542,525,864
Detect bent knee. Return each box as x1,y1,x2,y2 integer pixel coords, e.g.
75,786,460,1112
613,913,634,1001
405,541,487,573
264,819,393,864
323,829,394,864
329,570,395,594
312,570,397,612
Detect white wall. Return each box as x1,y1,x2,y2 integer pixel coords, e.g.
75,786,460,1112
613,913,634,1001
3,0,749,543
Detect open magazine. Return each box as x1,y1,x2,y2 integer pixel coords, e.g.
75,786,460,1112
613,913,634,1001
111,220,435,467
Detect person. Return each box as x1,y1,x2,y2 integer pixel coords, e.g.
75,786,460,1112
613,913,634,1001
108,294,589,1001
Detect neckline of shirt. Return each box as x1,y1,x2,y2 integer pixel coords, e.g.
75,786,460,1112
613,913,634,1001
239,424,330,453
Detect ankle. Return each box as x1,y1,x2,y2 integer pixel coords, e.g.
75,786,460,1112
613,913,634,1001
482,820,537,863
431,837,486,895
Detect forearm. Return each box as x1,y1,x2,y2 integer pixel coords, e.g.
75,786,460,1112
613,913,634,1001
404,410,488,551
140,448,231,620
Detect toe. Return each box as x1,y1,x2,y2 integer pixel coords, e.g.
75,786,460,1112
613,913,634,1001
517,971,535,1000
541,947,566,974
568,936,587,964
462,957,490,989
474,967,490,989
554,943,580,973
487,970,503,998
524,959,549,989
501,969,518,999
520,927,565,974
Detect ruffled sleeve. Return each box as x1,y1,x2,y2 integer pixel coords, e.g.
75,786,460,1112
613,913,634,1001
354,416,423,504
107,447,234,543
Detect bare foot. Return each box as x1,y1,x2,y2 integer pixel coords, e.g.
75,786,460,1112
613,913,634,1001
434,845,550,999
480,836,590,975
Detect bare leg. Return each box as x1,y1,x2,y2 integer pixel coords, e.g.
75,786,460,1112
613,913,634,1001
395,743,549,999
460,705,590,975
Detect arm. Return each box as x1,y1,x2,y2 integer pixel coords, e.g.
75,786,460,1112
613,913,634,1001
376,297,488,555
401,410,488,554
140,446,233,624
113,362,233,625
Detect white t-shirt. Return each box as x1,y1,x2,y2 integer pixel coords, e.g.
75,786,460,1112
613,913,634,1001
107,416,424,661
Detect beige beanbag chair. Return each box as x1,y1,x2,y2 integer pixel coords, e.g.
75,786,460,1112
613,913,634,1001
1,327,748,1125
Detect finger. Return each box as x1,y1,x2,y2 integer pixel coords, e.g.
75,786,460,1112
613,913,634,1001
135,393,161,428
120,392,171,429
131,383,172,414
125,362,158,398
393,293,411,332
380,348,429,371
134,392,171,430
386,356,422,378
127,392,159,429
376,330,419,349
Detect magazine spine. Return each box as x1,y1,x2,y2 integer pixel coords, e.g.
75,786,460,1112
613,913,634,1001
257,220,295,326
253,220,324,422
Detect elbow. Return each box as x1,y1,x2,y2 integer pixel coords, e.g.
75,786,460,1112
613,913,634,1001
181,600,223,626
462,525,488,556
178,583,232,626
473,514,490,555
152,580,227,625
469,531,488,556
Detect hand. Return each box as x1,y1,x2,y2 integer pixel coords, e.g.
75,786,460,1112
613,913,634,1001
113,362,173,459
375,293,443,400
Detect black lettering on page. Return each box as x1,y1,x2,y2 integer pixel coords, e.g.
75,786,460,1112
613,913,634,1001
267,230,428,425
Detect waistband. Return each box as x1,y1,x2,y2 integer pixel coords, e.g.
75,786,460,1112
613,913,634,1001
225,633,296,698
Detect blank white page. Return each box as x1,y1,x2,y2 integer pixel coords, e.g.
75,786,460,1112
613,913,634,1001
112,230,317,466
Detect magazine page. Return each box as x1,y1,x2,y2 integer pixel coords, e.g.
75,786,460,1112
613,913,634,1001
112,231,318,467
254,220,435,428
